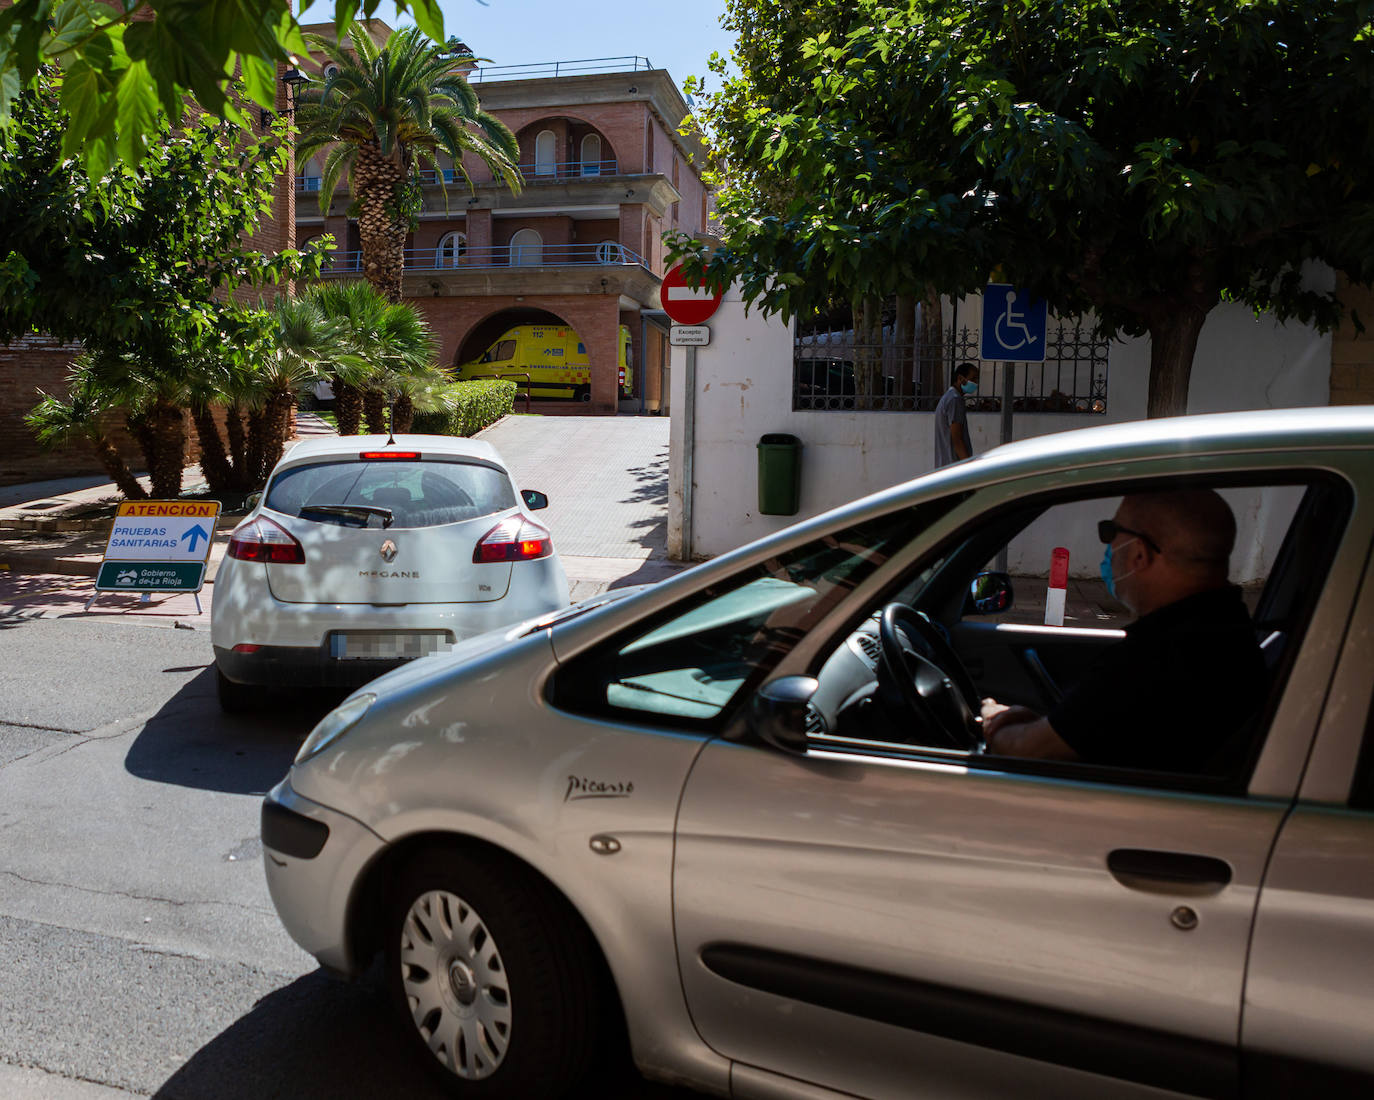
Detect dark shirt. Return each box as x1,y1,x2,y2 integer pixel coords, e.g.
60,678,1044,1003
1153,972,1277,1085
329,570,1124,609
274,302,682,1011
1048,585,1267,772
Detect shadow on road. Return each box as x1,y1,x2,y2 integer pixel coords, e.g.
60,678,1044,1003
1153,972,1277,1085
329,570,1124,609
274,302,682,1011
124,668,348,796
154,968,698,1099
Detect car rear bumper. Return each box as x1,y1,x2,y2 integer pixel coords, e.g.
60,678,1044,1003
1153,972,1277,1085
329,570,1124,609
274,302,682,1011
262,777,386,976
215,642,431,688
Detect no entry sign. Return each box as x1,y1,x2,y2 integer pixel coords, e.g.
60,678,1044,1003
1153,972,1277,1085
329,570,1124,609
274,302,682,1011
661,264,724,326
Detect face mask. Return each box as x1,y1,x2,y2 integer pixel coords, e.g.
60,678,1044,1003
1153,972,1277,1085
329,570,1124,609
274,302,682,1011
1100,538,1140,604
960,380,977,395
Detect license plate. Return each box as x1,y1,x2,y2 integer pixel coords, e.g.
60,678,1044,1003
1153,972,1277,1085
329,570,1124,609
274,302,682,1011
329,632,451,660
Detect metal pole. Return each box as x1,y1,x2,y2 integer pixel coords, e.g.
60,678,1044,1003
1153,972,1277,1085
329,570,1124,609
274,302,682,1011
995,360,1014,574
681,345,696,561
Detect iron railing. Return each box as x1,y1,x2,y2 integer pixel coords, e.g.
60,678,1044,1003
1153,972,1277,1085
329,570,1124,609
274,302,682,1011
517,160,619,180
794,324,1109,413
467,57,654,82
316,242,648,274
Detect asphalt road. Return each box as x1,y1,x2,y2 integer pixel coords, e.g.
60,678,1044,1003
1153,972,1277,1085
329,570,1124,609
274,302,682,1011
0,611,699,1099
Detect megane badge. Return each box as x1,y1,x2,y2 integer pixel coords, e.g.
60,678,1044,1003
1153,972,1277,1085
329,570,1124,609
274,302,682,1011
379,539,397,563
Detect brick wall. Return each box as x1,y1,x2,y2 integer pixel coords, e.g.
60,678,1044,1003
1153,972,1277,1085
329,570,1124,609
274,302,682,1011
1330,275,1374,405
0,338,146,486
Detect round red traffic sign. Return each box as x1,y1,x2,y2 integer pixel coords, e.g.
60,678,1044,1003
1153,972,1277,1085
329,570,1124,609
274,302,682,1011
660,263,724,325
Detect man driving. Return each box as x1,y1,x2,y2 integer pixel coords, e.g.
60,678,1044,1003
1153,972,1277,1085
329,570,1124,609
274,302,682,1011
981,488,1268,771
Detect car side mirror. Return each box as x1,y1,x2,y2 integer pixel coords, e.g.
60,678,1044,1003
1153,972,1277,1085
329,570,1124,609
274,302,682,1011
964,571,1014,615
245,491,262,511
749,675,818,755
522,489,548,510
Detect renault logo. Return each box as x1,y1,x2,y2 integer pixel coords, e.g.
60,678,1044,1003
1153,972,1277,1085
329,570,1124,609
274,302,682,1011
379,540,397,563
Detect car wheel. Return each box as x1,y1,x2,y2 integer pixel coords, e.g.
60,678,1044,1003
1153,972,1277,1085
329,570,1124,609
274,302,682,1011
384,848,603,1098
215,666,257,713
574,385,591,402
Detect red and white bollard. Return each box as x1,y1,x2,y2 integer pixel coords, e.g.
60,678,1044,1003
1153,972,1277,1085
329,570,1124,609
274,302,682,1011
1045,547,1069,626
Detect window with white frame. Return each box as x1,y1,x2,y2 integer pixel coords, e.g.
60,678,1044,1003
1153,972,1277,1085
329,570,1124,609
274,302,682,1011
581,133,603,176
438,231,467,267
534,130,556,176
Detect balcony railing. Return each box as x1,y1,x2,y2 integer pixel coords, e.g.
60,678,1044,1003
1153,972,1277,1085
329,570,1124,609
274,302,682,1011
467,57,654,82
297,175,322,191
317,242,647,274
518,160,619,181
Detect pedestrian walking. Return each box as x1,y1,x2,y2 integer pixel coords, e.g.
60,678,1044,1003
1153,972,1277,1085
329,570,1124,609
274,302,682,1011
934,361,979,466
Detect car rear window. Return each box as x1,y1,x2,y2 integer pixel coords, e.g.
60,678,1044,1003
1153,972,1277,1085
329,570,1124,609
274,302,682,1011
265,459,517,529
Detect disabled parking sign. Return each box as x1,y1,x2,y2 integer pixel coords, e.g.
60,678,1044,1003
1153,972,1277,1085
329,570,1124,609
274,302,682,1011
95,500,221,593
981,284,1048,363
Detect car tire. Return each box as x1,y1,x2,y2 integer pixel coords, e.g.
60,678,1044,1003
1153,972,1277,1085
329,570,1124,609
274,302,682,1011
384,847,603,1098
215,666,257,713
574,385,591,403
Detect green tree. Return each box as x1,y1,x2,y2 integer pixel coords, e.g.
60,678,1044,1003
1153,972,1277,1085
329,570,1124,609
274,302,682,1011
294,24,521,302
678,0,1374,416
0,1,446,181
26,363,147,499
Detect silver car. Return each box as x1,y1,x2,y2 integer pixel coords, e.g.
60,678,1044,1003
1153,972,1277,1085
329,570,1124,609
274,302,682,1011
261,408,1374,1099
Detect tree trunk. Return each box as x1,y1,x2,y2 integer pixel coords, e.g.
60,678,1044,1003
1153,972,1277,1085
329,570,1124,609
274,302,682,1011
364,388,389,435
353,143,408,303
244,407,269,488
1145,303,1209,418
894,293,915,408
334,376,364,435
853,295,879,409
225,402,251,490
392,394,414,434
92,435,147,500
191,405,235,492
145,399,186,498
261,387,296,474
919,283,944,404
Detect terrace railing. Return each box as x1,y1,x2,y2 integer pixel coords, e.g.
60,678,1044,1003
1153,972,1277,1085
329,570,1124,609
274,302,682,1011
467,57,654,82
316,243,648,274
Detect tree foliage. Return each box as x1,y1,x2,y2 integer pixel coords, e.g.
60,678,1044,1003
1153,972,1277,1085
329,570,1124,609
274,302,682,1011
294,24,520,302
677,0,1374,415
0,0,447,181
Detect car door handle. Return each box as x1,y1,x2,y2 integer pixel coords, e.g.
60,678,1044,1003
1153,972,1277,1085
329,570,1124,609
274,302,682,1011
1107,848,1233,895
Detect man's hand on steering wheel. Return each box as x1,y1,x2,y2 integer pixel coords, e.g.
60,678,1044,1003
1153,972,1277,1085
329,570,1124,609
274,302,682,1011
876,602,984,750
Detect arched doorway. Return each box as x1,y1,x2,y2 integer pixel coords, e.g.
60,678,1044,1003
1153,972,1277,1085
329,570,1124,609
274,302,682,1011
509,228,543,266
454,308,597,403
534,129,556,176
580,133,602,176
437,231,466,267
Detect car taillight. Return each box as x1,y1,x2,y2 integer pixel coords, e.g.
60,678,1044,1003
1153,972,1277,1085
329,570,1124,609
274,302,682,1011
228,516,306,564
474,516,553,563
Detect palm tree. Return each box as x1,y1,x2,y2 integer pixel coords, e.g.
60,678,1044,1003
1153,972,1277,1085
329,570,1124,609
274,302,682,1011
25,362,147,500
304,281,390,435
295,26,522,302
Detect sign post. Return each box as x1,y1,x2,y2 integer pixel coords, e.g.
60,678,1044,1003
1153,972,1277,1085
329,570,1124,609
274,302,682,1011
982,284,1048,573
661,265,723,562
88,500,221,613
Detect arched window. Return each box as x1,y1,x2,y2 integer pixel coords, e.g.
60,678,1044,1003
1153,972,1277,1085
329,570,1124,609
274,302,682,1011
323,63,339,80
597,240,624,264
534,130,556,176
580,133,603,176
438,231,466,267
509,228,543,266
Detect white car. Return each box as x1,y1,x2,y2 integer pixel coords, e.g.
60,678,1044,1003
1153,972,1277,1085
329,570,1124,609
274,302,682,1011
211,434,568,710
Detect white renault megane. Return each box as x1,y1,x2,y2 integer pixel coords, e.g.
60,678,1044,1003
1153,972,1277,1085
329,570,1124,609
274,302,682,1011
210,434,568,710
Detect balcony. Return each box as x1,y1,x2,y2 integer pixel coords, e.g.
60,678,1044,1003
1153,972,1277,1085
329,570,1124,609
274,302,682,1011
317,242,649,275
467,57,654,83
415,162,620,186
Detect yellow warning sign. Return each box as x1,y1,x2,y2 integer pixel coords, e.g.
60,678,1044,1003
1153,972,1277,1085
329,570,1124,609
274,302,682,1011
116,501,220,518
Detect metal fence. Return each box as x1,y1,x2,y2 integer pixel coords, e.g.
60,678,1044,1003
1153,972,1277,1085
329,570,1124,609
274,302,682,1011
467,57,654,82
315,243,649,274
793,324,1110,413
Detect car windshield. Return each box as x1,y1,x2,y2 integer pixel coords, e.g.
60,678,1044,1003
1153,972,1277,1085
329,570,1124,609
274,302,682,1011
265,460,518,529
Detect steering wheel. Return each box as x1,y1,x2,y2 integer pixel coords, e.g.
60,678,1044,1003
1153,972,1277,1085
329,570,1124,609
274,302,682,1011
877,602,983,750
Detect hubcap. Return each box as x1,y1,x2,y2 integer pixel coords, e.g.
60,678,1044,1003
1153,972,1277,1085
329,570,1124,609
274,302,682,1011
399,889,512,1080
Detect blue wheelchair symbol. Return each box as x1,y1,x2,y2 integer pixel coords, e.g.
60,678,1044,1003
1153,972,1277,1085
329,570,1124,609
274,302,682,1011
981,284,1048,362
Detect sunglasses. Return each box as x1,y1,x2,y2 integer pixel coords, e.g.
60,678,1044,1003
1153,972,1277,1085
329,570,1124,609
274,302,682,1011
1097,519,1160,553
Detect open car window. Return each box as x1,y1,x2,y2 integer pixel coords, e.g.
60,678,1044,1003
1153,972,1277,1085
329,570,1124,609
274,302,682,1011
552,496,963,730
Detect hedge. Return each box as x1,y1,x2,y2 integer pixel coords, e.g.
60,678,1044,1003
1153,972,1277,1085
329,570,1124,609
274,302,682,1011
411,380,517,438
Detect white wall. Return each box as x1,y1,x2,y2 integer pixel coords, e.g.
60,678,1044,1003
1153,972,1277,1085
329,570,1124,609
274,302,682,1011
668,282,1333,579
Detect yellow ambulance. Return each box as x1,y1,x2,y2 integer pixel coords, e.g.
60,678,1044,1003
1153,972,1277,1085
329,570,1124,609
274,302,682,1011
456,324,633,401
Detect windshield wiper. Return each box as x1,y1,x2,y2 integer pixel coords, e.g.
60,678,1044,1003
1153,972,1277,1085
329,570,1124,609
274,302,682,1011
299,503,394,529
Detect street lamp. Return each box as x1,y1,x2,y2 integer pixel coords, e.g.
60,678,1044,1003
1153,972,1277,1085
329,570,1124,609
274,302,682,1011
263,67,309,126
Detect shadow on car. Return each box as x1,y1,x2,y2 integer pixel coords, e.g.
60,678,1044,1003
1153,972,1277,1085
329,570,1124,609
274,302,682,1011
124,667,349,796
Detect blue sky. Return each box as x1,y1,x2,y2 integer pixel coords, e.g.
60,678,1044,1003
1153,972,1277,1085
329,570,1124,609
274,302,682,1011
370,0,736,94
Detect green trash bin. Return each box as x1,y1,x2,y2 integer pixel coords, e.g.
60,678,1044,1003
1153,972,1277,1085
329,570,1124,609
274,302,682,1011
757,433,802,516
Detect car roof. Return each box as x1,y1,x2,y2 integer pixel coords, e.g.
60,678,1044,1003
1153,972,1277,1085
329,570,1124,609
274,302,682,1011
976,406,1374,472
273,433,508,472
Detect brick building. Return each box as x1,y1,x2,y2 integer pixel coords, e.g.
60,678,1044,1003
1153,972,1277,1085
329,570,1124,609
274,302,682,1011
296,22,710,415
